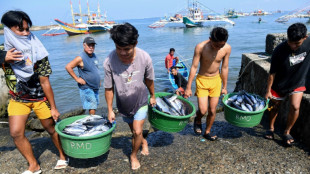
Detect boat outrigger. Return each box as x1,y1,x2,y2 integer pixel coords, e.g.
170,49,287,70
275,3,310,23
149,0,234,28
42,26,66,36
55,0,115,36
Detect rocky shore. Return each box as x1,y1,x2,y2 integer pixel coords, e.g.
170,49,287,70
0,107,309,173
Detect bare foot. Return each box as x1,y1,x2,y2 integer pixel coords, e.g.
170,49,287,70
130,155,141,170
141,139,149,156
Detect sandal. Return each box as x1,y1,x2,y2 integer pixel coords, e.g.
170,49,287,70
54,159,69,170
283,134,295,147
193,117,202,135
264,130,274,140
203,133,218,141
22,169,41,174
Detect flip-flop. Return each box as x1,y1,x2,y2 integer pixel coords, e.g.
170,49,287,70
264,130,274,140
283,134,295,147
132,164,141,170
21,169,42,174
54,159,69,170
203,133,218,141
141,151,149,156
193,117,202,135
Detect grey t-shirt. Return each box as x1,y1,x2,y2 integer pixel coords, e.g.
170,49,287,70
103,47,154,117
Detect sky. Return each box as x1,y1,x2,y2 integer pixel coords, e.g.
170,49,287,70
1,0,310,26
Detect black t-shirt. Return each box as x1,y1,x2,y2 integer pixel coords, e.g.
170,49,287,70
0,50,6,64
270,37,310,95
174,73,188,89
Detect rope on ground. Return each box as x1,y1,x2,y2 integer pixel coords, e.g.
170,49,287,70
237,55,270,80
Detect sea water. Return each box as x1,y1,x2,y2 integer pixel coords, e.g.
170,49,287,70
0,13,309,113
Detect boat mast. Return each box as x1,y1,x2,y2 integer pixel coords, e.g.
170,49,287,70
87,0,90,23
70,0,75,26
79,0,83,23
98,1,101,23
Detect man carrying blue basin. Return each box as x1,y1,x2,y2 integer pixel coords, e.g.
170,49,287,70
103,23,156,170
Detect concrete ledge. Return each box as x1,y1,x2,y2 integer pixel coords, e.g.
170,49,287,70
235,53,310,147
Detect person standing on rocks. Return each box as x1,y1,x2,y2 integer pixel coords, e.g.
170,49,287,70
264,23,310,147
104,23,156,170
184,27,231,141
66,37,101,115
1,10,67,174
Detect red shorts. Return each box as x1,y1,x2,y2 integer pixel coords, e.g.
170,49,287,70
176,87,185,95
271,86,306,100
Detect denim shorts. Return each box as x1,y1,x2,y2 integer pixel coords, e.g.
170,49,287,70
79,88,99,110
122,105,148,124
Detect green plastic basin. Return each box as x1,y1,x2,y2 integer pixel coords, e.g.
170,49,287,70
55,115,115,159
148,92,196,132
222,93,268,128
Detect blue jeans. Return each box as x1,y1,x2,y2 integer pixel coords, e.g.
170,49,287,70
122,105,148,124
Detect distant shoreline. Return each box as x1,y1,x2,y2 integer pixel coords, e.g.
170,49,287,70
0,25,60,35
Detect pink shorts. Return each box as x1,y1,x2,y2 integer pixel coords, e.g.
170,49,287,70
271,86,306,100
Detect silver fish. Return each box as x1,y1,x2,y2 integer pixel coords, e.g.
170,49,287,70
241,103,250,111
162,97,182,116
155,97,172,114
237,95,243,103
245,103,253,111
62,115,111,136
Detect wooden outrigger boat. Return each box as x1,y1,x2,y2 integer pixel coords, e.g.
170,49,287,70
55,0,115,36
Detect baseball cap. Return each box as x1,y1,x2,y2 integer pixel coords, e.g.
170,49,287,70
83,37,97,44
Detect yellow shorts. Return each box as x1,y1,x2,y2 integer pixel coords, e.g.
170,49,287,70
195,74,222,98
8,99,52,119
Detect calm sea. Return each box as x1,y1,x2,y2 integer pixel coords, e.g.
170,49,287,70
1,13,309,113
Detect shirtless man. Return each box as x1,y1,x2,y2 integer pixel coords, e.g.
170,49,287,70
184,27,231,141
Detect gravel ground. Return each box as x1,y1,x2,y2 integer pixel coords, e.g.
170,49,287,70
0,112,309,174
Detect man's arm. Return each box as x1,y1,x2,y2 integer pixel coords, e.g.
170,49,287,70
145,78,156,106
65,56,86,85
0,48,23,64
165,57,169,72
265,73,275,99
175,56,179,65
105,88,115,123
40,76,60,121
220,45,231,95
184,44,202,98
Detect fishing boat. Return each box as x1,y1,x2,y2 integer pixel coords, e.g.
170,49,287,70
169,60,189,90
225,9,239,18
149,0,234,28
55,0,115,36
251,10,271,16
